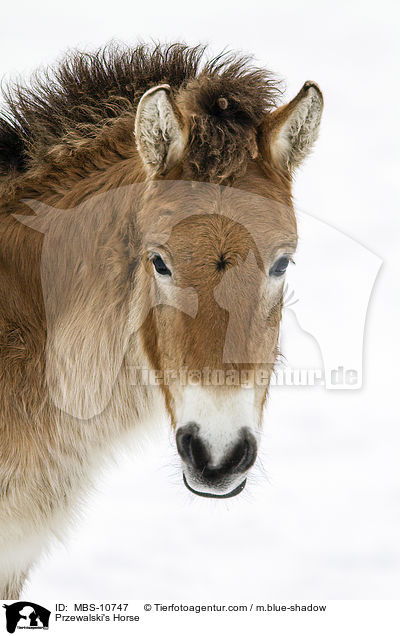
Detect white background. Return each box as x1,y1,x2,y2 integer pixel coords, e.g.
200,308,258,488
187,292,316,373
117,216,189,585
1,0,399,601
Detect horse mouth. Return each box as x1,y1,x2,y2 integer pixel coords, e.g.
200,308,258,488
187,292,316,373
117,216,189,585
182,473,247,499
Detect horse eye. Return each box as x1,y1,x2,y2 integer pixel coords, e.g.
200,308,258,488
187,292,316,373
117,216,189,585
269,256,290,277
152,255,172,276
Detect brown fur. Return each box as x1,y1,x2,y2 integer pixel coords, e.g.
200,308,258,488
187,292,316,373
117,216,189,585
0,42,322,599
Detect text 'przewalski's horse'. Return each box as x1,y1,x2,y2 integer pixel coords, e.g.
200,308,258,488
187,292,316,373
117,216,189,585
0,43,323,598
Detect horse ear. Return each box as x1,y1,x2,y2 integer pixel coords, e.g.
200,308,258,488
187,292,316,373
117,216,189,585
135,84,187,175
260,82,323,172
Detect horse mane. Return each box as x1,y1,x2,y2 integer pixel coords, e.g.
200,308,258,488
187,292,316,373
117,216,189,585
0,42,281,180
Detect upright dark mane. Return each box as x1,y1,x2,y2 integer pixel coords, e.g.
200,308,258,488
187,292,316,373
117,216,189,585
0,43,281,180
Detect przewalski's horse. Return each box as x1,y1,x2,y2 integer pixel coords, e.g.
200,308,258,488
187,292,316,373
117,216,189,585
0,44,323,598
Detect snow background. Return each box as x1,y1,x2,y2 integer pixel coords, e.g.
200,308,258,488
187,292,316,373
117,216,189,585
1,0,399,599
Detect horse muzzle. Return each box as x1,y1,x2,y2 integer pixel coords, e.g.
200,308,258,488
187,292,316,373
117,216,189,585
176,422,257,498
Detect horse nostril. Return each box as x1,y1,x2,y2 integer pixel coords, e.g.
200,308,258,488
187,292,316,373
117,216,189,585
190,435,210,470
176,431,193,462
226,429,257,473
176,423,210,470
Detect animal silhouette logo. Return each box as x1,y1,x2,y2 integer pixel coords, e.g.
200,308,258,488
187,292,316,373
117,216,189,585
15,182,381,421
2,602,50,633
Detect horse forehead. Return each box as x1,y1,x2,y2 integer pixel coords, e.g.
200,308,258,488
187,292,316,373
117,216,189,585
146,202,294,260
145,176,290,213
